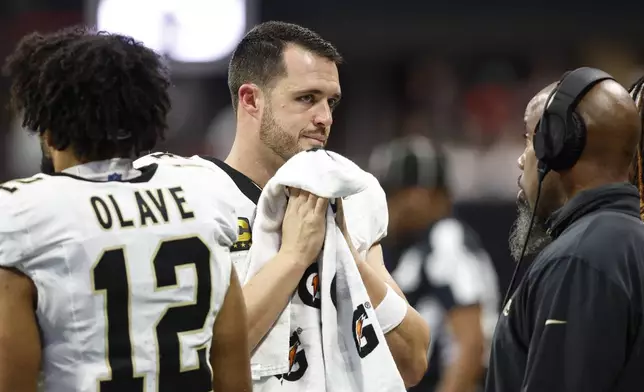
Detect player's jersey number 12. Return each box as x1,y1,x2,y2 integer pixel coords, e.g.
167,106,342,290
91,236,213,392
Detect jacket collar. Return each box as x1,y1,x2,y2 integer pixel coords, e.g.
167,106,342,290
545,182,640,238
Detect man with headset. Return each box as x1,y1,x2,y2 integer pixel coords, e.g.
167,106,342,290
486,67,644,392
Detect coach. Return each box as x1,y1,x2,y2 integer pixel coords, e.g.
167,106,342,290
486,67,644,392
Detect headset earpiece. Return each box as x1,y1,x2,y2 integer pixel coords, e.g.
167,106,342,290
535,67,613,173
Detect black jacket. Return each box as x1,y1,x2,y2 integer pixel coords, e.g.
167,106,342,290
486,183,644,392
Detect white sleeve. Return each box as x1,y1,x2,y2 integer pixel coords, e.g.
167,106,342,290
424,219,488,308
343,173,389,254
0,192,29,269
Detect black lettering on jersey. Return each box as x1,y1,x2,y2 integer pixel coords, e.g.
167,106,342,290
297,263,321,309
108,195,134,228
231,217,252,252
275,330,308,382
0,184,18,193
0,176,44,193
169,186,195,220
91,196,113,229
92,236,213,392
352,303,380,358
135,191,159,226
146,189,169,222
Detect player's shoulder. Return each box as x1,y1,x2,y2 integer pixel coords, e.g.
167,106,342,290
428,217,489,263
342,172,389,251
0,174,56,265
343,172,386,214
0,173,56,212
429,218,471,248
138,153,233,185
136,152,219,172
137,153,248,199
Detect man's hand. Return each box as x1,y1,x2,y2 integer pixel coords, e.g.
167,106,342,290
243,188,329,351
281,188,329,265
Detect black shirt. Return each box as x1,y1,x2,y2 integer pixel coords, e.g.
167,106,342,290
486,183,644,392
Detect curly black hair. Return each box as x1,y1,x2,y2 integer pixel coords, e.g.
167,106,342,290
628,75,644,219
3,26,171,161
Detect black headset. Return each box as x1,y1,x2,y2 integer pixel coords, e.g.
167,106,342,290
501,67,615,308
534,67,615,175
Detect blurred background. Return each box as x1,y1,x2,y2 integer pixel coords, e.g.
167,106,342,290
1,1,643,389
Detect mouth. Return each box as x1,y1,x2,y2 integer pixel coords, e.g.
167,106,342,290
302,134,327,145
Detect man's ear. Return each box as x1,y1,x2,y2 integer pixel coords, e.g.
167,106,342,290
238,83,263,119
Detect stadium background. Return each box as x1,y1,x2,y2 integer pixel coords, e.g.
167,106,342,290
1,0,643,308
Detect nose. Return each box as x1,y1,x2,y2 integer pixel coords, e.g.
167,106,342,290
313,101,333,128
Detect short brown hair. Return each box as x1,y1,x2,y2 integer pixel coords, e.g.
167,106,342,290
227,21,343,112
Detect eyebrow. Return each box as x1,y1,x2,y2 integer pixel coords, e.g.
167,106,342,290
295,89,342,100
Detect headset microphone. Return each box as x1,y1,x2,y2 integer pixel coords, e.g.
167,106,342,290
501,161,548,307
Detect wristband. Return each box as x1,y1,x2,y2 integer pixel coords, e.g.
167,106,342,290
375,286,408,333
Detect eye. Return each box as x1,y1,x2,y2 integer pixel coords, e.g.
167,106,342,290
298,94,315,104
328,98,339,109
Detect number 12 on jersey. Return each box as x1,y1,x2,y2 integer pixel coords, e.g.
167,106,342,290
91,236,213,392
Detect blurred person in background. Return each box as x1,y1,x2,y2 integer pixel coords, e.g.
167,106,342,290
0,26,251,392
370,135,499,392
136,20,430,391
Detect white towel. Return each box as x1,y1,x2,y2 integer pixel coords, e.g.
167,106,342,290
245,149,406,391
320,201,406,392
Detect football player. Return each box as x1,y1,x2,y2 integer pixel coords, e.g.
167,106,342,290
136,21,430,391
0,27,251,392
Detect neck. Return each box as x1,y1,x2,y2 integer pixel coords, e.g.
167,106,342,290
225,124,284,188
563,163,629,200
53,150,86,173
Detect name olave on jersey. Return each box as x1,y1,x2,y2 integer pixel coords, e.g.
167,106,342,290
89,186,195,229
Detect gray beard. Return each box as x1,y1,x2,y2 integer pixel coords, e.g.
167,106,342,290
508,199,552,262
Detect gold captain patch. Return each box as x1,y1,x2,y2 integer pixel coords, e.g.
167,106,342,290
231,217,252,252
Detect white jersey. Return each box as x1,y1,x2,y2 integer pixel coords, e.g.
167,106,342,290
0,159,239,392
136,152,389,391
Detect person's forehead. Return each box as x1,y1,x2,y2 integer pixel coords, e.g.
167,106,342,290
279,45,340,91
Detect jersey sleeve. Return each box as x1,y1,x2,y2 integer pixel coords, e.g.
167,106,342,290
424,219,489,311
343,173,389,255
0,189,30,269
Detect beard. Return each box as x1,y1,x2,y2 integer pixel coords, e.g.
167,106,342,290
259,105,302,162
40,140,56,174
508,197,552,262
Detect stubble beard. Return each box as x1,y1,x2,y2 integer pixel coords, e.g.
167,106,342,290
259,105,302,162
508,197,552,262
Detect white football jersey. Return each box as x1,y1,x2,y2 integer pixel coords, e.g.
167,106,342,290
0,159,239,392
136,153,390,392
134,153,260,279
